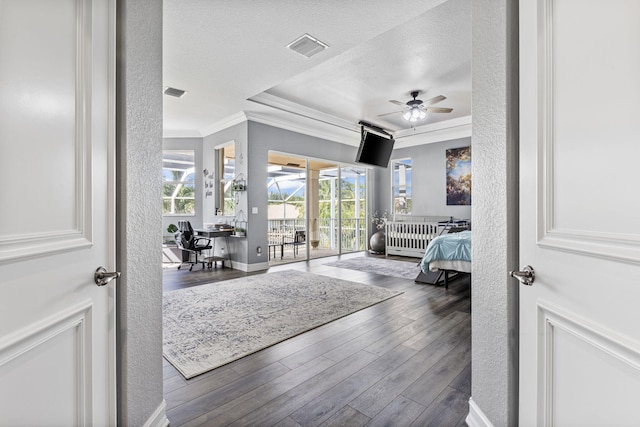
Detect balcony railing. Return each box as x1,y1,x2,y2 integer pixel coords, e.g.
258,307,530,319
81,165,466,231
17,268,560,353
267,217,366,253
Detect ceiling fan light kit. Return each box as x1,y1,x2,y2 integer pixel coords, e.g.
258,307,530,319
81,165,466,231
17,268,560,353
403,107,427,122
381,90,453,123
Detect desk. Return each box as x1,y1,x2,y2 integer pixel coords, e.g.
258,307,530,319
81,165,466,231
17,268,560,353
194,228,233,268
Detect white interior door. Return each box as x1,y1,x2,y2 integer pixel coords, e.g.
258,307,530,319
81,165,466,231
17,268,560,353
0,0,116,425
519,0,640,425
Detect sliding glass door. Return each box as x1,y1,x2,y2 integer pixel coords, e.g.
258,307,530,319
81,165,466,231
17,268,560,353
267,152,368,265
267,154,307,263
339,166,367,253
315,162,340,259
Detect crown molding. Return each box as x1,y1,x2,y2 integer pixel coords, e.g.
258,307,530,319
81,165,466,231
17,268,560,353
200,111,250,137
393,116,472,148
247,92,360,134
244,111,360,146
174,92,472,148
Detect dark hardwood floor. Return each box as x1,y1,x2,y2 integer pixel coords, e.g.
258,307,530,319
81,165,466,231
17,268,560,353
163,252,471,427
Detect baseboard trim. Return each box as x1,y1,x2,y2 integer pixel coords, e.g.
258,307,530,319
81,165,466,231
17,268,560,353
143,399,169,427
232,261,269,272
466,397,494,427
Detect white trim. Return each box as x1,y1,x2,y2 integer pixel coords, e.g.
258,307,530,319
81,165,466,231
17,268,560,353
0,0,94,264
192,95,472,148
200,111,250,137
77,0,93,257
244,111,358,146
393,116,472,148
466,397,495,427
210,110,472,148
538,230,640,265
536,0,640,264
0,301,93,426
0,232,93,264
246,92,473,147
213,139,235,150
538,301,640,426
247,92,357,133
142,400,169,427
231,260,269,272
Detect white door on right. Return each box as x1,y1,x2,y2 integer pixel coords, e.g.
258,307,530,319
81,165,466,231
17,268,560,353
519,0,640,425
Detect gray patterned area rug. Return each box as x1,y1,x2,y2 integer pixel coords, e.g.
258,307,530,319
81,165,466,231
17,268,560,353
163,270,401,379
324,257,421,280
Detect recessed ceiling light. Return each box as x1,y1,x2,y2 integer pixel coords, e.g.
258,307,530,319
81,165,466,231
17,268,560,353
286,34,329,58
164,87,187,98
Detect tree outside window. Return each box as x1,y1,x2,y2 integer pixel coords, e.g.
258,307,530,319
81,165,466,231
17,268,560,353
163,150,195,215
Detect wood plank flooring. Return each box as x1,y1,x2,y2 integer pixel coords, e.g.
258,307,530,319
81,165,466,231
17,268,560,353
163,253,471,427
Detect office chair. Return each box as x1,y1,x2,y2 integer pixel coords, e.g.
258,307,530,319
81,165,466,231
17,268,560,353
174,220,212,271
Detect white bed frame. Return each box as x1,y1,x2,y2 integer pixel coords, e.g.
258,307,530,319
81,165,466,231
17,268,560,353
384,216,450,258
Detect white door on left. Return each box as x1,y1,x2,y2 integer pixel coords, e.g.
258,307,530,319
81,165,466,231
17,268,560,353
0,0,116,425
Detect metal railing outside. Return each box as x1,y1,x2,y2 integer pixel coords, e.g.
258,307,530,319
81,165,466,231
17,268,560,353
267,217,366,253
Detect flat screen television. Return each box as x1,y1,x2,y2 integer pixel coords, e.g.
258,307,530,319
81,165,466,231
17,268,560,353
355,130,395,168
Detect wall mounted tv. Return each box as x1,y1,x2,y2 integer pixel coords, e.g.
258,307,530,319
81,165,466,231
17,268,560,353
355,129,395,168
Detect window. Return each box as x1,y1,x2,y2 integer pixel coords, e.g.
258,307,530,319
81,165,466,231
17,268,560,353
163,150,195,215
220,145,235,214
392,158,412,215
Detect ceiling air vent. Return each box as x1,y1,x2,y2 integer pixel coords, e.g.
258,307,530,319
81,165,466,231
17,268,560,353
286,34,329,58
164,86,187,98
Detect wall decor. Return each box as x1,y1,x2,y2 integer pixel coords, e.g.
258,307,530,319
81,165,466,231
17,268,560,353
446,146,471,205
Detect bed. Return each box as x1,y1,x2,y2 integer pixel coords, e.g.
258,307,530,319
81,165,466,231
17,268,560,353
417,230,471,287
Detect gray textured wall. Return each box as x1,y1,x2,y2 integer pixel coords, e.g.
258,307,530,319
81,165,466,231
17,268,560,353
471,0,519,425
116,0,165,425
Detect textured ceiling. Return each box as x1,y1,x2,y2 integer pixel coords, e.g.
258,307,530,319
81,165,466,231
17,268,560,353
163,0,471,139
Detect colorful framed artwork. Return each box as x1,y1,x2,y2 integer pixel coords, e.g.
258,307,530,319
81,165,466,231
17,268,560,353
446,147,471,205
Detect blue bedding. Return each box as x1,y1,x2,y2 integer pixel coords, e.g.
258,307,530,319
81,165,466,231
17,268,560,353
420,230,471,273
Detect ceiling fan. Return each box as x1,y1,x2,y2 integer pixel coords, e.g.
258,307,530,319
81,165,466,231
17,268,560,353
379,90,453,122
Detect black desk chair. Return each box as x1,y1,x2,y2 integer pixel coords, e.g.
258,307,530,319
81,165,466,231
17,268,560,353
174,220,212,271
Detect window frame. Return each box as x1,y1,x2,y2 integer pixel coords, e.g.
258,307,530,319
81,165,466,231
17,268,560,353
163,149,196,216
391,158,412,215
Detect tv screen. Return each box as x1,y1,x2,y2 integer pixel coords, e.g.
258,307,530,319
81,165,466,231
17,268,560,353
356,130,395,168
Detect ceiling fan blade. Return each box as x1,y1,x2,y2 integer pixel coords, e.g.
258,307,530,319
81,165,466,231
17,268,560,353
422,95,446,106
389,100,406,107
425,106,453,113
377,110,403,117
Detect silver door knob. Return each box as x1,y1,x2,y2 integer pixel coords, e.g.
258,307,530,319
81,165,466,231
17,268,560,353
94,267,121,286
510,265,535,286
